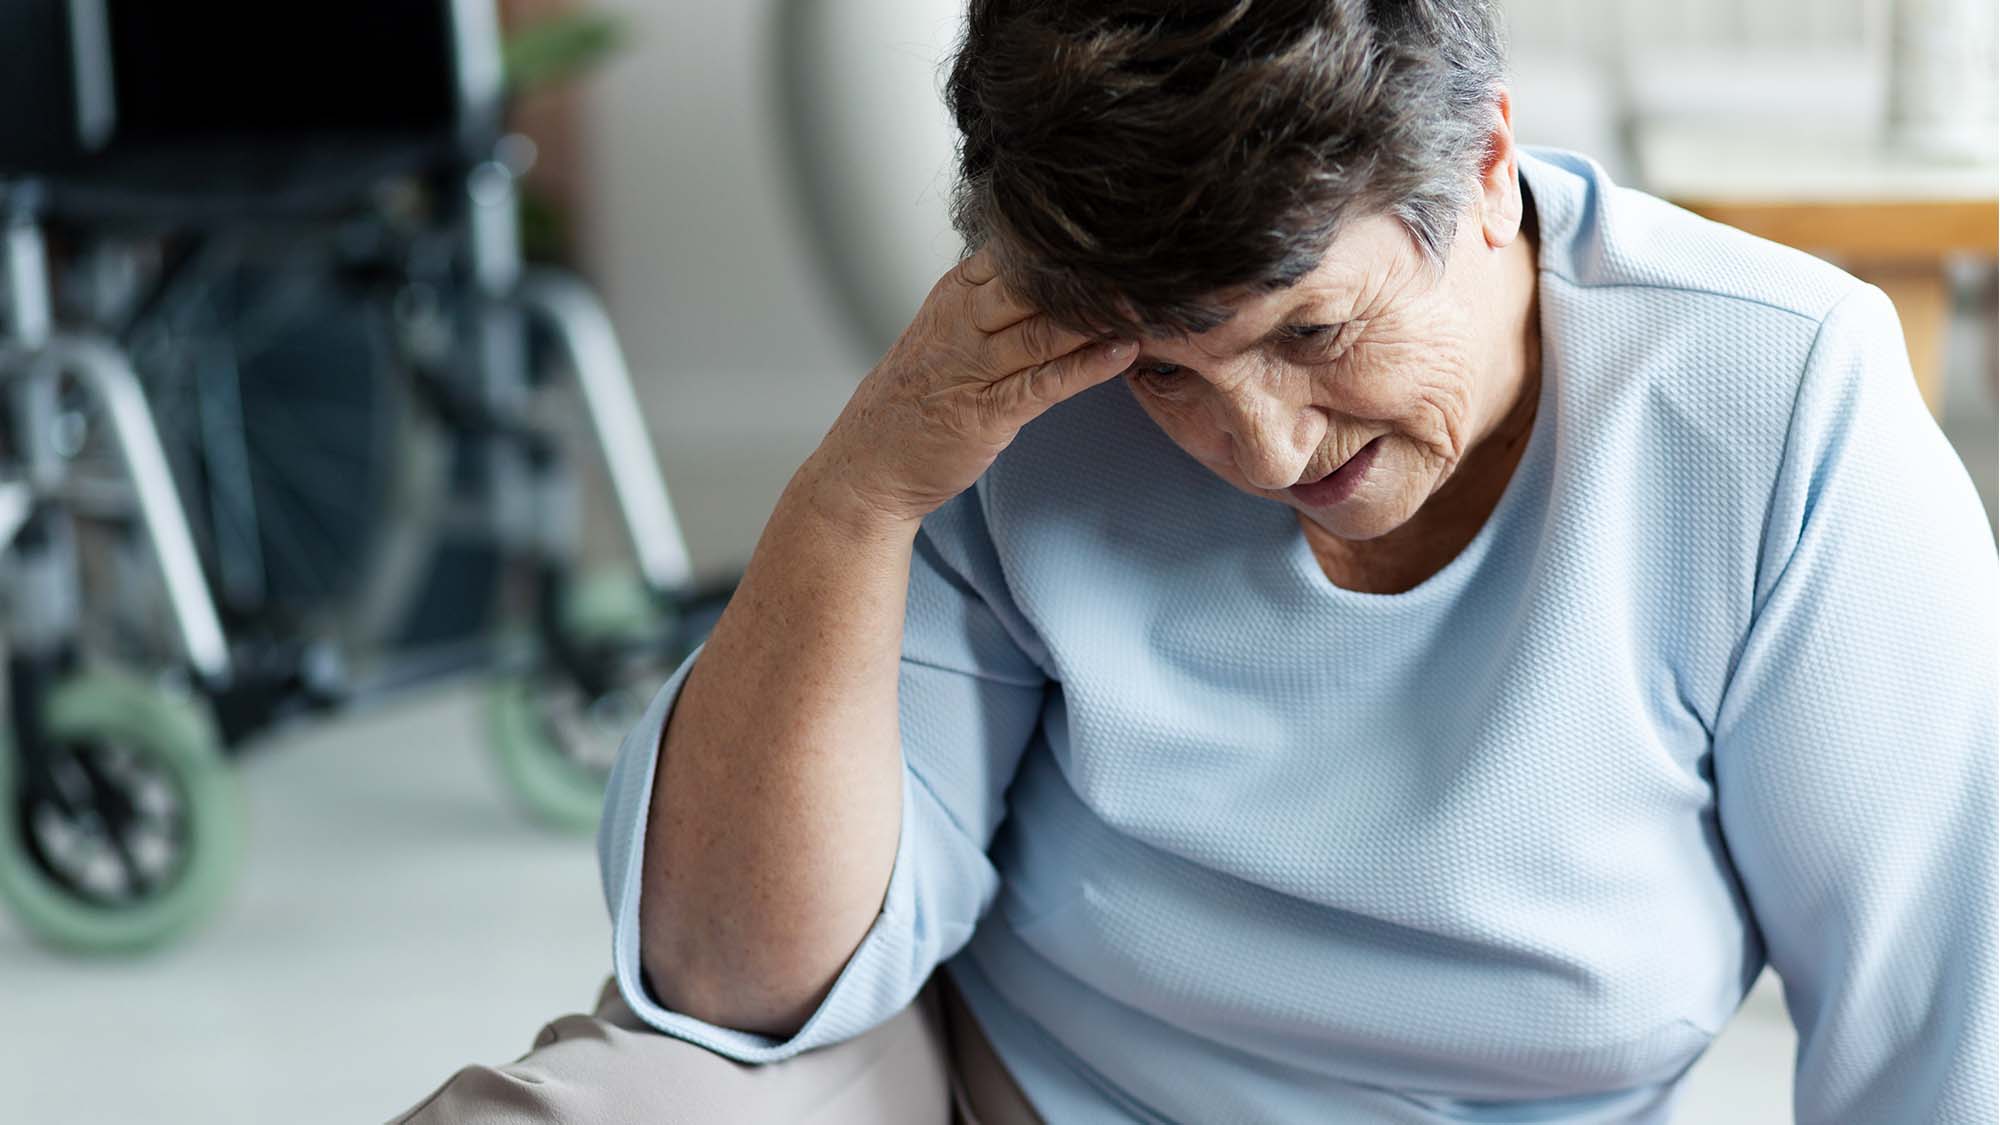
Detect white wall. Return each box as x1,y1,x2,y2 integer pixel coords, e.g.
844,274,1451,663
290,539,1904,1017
579,0,870,424
1505,0,1884,55
573,0,894,573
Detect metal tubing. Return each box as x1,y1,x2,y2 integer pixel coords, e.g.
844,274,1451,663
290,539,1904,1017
517,271,694,593
4,361,82,656
0,480,30,553
3,211,53,350
40,336,231,684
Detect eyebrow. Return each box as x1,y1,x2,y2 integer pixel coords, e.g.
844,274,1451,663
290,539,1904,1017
1258,287,1361,338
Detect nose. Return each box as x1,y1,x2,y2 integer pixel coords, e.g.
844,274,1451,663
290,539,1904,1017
1210,384,1320,491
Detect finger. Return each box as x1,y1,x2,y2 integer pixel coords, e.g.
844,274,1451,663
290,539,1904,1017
968,276,1036,334
997,339,1137,414
954,246,998,287
983,313,1094,375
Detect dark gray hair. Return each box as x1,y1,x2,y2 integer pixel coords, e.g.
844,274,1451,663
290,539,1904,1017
945,0,1508,337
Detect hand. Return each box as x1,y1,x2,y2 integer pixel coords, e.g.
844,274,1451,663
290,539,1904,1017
806,248,1135,527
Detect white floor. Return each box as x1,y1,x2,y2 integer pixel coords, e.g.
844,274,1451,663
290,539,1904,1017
0,687,612,1124
0,681,1799,1125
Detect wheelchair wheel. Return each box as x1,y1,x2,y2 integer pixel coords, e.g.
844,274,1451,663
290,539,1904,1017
116,238,451,663
0,671,244,953
487,571,672,832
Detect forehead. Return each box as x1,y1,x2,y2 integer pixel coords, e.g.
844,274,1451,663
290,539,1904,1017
1144,212,1413,352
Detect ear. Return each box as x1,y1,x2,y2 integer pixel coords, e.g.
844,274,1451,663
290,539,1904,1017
1476,88,1524,251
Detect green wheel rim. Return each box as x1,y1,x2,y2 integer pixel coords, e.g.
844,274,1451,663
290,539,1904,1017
486,570,670,833
561,568,663,644
487,677,618,832
0,671,244,953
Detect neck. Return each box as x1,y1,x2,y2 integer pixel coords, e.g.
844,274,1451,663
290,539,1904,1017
1476,200,1544,454
1426,201,1543,518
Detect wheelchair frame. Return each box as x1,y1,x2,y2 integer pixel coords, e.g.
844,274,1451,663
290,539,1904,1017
1,156,696,692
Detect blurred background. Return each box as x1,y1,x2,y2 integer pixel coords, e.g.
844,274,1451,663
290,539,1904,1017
0,1,1992,1122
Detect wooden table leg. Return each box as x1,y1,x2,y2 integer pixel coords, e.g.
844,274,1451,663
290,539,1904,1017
1854,262,1952,417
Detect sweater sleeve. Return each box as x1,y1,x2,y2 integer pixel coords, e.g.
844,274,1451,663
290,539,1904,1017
1712,284,1998,1122
593,487,1047,1062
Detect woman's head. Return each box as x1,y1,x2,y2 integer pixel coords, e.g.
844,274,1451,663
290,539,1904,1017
947,0,1539,543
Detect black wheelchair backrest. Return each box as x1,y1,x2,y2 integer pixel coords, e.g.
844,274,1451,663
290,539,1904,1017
1,0,504,206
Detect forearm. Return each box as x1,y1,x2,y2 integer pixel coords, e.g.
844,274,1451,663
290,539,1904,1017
639,455,919,1036
629,243,1122,1037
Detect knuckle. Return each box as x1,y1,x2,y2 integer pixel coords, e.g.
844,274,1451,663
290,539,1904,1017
1022,318,1053,360
958,289,990,334
930,273,966,309
1022,360,1062,403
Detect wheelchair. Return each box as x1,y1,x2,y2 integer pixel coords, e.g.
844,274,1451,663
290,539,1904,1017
0,1,729,952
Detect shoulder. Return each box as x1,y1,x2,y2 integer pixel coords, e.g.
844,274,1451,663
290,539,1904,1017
1524,145,1865,429
1750,283,1989,607
1522,148,1885,511
1521,147,1858,325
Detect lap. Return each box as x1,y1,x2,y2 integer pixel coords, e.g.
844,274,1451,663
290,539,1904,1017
392,977,955,1125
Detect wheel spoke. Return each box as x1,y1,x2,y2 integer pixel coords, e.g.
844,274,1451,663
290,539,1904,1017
70,745,156,899
24,738,192,906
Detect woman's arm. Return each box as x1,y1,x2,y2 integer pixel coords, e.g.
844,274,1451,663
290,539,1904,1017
641,466,918,1035
634,252,1134,1037
1714,286,1997,1123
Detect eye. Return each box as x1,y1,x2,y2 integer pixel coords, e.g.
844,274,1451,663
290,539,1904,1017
1128,361,1187,389
1277,322,1348,355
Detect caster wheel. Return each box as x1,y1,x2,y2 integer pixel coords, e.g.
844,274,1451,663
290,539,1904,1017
487,571,676,832
0,671,245,953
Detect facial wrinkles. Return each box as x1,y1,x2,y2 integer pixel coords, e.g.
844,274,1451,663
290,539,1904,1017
1113,194,1540,556
1356,263,1478,465
1132,216,1489,494
1349,331,1468,455
1144,327,1366,489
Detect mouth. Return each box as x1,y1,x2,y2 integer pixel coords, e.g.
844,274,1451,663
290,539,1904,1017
1288,436,1385,508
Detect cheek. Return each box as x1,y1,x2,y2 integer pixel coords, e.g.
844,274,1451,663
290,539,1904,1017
1133,389,1236,468
1338,314,1477,455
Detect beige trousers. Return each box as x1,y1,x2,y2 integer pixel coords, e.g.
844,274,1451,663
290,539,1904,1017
392,975,1043,1125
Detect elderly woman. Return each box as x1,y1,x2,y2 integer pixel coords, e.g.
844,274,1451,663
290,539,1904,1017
400,1,1996,1122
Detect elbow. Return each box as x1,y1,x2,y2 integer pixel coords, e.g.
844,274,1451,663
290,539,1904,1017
639,929,833,1039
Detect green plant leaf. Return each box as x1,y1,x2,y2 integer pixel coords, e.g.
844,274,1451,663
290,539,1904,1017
503,11,628,92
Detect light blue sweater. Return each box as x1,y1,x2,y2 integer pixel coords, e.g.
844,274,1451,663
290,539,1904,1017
596,149,1997,1123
